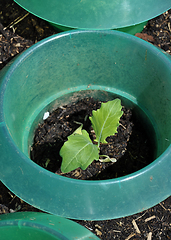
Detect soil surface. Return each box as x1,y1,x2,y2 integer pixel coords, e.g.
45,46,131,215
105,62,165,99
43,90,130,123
30,97,155,180
0,1,171,239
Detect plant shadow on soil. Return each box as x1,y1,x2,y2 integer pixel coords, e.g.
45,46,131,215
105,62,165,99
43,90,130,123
30,97,156,180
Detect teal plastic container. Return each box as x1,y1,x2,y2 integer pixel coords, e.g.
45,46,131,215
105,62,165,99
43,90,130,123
14,0,171,32
0,212,99,239
0,30,171,220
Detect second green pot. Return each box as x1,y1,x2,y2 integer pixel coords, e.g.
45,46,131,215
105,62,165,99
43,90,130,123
0,212,99,240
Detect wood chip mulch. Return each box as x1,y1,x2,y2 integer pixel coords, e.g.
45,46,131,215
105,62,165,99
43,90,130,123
0,23,33,70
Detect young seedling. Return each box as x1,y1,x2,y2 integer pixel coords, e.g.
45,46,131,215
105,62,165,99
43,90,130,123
60,98,123,173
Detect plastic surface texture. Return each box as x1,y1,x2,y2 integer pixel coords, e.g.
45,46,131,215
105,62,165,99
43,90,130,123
14,0,171,30
0,212,99,240
0,30,171,220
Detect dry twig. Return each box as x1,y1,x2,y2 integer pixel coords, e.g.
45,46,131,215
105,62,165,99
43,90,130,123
132,219,141,234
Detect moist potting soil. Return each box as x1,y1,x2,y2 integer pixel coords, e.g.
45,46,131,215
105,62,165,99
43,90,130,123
30,97,155,180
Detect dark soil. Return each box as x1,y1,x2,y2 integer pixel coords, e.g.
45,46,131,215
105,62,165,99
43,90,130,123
0,1,171,239
0,0,57,70
30,97,154,180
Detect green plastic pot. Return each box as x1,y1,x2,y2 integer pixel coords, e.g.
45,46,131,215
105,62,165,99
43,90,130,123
0,212,99,239
0,30,171,220
14,0,171,33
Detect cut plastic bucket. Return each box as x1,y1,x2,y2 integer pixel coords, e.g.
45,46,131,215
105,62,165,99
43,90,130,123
14,0,171,33
0,30,171,220
0,212,100,240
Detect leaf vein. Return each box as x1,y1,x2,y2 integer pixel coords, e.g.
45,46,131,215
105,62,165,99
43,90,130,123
98,103,117,144
64,141,91,170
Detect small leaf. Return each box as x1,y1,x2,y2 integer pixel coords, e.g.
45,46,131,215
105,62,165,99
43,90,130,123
89,98,123,145
60,130,99,173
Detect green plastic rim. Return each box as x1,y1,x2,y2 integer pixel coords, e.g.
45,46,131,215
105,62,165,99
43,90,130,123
14,0,171,30
0,212,100,240
49,20,148,35
0,30,171,220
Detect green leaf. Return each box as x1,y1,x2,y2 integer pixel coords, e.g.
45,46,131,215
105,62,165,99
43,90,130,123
60,129,99,173
89,98,123,145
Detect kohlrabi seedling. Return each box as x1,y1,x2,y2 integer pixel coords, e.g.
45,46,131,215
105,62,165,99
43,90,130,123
60,98,123,173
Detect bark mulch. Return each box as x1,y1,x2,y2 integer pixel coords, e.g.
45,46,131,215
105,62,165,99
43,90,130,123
0,1,171,239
